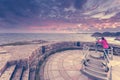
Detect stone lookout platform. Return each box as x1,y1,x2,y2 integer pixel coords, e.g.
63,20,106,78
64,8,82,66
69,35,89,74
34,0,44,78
0,41,120,80
42,50,120,80
43,50,92,80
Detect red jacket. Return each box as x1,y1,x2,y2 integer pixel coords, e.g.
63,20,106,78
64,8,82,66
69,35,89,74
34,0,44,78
97,39,109,49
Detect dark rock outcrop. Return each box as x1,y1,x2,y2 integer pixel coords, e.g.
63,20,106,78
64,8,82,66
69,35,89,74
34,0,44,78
92,32,120,37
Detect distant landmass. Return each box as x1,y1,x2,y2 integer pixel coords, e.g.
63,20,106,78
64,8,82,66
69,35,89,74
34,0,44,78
92,32,120,41
92,32,120,37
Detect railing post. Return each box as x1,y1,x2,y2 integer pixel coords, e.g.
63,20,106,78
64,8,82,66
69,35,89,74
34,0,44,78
111,47,113,60
95,42,98,53
28,57,30,80
110,66,112,80
42,46,45,54
77,42,80,46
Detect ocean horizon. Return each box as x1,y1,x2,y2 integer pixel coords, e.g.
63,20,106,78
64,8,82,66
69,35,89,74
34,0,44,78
0,33,119,45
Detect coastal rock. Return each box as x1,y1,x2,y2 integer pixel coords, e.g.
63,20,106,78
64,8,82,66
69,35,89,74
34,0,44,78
115,37,120,41
92,32,120,37
91,32,102,37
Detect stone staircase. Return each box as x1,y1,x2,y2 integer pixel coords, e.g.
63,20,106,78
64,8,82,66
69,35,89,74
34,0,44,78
0,60,28,80
81,52,111,80
10,65,27,80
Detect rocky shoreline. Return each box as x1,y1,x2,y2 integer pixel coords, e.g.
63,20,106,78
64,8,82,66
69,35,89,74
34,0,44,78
92,32,120,41
0,40,48,46
115,37,120,41
92,32,120,37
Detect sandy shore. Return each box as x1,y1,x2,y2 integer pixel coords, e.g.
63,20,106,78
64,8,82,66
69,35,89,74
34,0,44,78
1,44,40,60
0,40,50,59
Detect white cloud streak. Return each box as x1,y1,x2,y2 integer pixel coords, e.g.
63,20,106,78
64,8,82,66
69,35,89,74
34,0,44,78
83,0,120,19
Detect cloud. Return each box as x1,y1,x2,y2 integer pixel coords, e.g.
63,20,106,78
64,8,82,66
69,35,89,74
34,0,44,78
90,12,117,19
0,0,120,33
83,0,120,19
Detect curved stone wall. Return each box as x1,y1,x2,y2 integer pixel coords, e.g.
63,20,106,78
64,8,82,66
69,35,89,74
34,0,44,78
28,41,82,80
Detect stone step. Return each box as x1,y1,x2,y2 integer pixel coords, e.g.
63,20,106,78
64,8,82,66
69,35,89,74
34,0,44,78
0,63,7,77
20,66,26,80
0,65,15,80
22,69,29,80
84,66,108,77
90,53,102,59
82,69,108,80
10,64,23,80
88,55,104,62
28,68,36,80
86,62,105,72
87,59,104,67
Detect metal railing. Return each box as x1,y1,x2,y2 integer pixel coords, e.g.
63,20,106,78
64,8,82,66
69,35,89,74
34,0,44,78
103,46,113,80
81,44,90,69
108,47,113,60
81,44,113,80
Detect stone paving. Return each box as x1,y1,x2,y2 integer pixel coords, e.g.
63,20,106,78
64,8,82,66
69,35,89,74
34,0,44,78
43,50,93,80
43,50,120,80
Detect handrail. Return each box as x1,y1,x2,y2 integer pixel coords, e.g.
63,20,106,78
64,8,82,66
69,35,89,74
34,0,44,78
103,47,113,80
109,47,113,80
109,66,112,80
103,47,113,63
82,44,90,59
109,47,113,60
103,50,110,63
81,44,90,69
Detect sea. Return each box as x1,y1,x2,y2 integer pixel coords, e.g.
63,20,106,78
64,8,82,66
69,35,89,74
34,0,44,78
0,33,119,45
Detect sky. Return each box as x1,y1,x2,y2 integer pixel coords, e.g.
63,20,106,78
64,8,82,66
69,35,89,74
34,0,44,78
0,0,120,33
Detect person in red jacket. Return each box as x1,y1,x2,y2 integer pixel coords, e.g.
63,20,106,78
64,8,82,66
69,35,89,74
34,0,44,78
97,37,109,59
